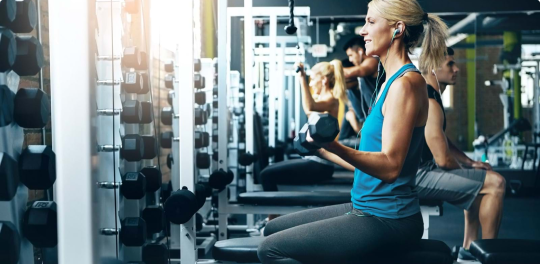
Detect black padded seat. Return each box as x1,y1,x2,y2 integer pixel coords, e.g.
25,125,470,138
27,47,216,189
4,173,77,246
470,239,540,264
237,191,351,206
213,237,453,264
419,199,443,207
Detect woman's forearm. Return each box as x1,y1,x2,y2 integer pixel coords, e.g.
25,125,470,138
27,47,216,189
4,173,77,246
325,141,401,183
316,148,355,172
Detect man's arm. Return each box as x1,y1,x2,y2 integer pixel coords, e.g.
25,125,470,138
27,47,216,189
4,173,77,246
447,137,492,170
343,57,378,80
425,99,461,170
345,110,362,133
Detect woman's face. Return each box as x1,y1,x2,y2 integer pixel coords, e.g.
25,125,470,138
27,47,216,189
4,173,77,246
359,8,394,57
309,72,325,94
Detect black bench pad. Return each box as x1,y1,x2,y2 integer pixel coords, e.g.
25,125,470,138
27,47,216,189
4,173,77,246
470,239,540,264
213,237,453,264
237,191,351,206
237,191,443,208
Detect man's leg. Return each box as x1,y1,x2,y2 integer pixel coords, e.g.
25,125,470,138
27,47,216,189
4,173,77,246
461,170,505,258
463,196,481,249
477,170,506,239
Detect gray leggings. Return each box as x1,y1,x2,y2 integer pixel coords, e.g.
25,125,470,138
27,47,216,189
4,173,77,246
258,203,424,264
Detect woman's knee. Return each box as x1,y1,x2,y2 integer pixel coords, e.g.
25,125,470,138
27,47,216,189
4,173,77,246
257,235,282,264
484,171,506,195
263,219,281,236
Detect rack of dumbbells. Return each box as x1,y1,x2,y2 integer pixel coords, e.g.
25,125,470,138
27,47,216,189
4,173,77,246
93,0,164,262
0,0,58,263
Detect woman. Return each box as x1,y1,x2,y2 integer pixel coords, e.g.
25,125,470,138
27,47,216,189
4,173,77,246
257,0,448,263
259,60,347,192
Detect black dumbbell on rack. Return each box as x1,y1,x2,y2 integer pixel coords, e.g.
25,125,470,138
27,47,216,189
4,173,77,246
22,201,58,248
0,87,50,128
0,221,20,264
100,217,147,247
293,113,339,156
97,167,161,200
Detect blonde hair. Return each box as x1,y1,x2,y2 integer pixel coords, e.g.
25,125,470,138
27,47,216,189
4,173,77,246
311,60,348,105
368,0,448,74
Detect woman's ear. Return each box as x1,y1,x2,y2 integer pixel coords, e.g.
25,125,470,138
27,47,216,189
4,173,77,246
394,21,406,38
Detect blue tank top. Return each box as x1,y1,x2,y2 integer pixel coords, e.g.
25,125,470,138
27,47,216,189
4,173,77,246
351,63,425,219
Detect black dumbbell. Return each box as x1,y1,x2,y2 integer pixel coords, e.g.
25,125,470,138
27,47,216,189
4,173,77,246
19,145,56,190
22,201,57,248
124,0,140,14
164,60,174,73
119,100,142,123
194,58,201,72
162,131,208,148
294,113,339,156
122,46,141,69
120,134,145,162
160,180,172,202
0,152,18,201
196,152,210,169
139,51,148,70
140,166,161,193
12,88,50,128
167,90,174,105
195,108,207,125
194,183,212,212
195,91,206,105
293,124,317,156
161,106,178,126
123,71,144,93
195,131,209,148
239,152,257,166
140,72,149,94
164,74,174,89
195,213,204,232
142,243,168,264
209,169,234,190
116,217,147,247
166,153,173,170
0,0,17,27
194,73,205,89
212,97,218,108
142,205,165,235
120,171,146,199
141,135,157,160
0,28,16,72
8,0,37,33
164,187,197,224
203,104,212,118
160,131,176,149
140,101,154,124
12,36,43,76
0,221,21,264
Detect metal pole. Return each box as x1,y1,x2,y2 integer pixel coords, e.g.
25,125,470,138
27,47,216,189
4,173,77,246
217,0,229,241
49,0,96,262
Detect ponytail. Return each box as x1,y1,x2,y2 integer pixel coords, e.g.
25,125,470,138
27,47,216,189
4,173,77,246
419,14,448,74
368,0,449,73
330,60,348,105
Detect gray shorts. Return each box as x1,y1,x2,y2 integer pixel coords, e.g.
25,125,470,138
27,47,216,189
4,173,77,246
415,162,487,210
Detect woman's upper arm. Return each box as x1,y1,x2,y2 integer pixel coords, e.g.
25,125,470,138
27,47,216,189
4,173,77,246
380,77,424,171
309,97,338,113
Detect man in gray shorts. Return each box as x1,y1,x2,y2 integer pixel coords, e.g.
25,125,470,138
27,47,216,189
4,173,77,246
417,47,506,261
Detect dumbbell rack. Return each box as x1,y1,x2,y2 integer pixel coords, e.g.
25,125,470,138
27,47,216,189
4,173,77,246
93,0,158,261
0,0,50,263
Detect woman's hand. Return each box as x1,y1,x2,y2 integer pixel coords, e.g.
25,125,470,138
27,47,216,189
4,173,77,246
294,62,305,77
306,129,331,149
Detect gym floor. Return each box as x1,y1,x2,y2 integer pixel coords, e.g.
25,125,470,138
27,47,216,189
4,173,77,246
430,190,540,248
